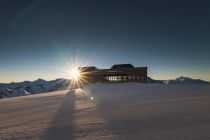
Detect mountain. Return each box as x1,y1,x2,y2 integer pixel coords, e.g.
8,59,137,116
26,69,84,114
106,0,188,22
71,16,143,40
0,78,71,98
164,76,209,84
33,78,47,85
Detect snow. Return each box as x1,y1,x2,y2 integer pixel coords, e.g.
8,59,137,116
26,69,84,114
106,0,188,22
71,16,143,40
0,83,210,140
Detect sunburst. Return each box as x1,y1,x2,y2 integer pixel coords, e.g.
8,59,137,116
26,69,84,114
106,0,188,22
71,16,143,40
56,55,94,89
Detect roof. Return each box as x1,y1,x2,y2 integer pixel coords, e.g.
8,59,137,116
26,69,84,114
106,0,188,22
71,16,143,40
79,66,98,72
111,64,134,69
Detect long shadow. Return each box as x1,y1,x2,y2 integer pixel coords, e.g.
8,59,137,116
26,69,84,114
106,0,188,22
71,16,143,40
42,90,75,140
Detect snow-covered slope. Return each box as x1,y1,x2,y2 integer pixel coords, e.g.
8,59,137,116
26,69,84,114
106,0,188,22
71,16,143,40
1,84,210,139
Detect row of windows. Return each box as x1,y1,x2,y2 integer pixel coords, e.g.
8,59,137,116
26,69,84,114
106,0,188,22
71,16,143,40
105,76,124,81
105,75,144,81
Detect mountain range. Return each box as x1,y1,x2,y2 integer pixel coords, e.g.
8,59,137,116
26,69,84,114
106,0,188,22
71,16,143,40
148,76,209,84
0,76,209,98
163,76,209,84
0,78,71,98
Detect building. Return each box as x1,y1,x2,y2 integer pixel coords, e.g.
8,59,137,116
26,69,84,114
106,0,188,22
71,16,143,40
79,64,147,83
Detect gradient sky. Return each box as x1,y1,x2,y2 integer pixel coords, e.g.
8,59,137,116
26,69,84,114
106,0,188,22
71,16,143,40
0,0,210,83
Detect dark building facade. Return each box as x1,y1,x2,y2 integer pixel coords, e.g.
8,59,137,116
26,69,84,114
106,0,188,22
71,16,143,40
79,64,147,83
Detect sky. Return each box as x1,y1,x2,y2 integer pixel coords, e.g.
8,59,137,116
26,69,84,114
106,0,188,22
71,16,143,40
0,0,210,83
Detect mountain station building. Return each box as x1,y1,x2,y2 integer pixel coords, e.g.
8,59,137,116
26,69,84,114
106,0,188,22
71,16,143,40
79,64,147,83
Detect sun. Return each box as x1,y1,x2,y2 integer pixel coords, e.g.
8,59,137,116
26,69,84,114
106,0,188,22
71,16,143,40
56,55,93,89
70,68,81,81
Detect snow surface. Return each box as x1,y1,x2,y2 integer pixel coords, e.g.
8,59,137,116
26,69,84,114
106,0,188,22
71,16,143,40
1,83,210,140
